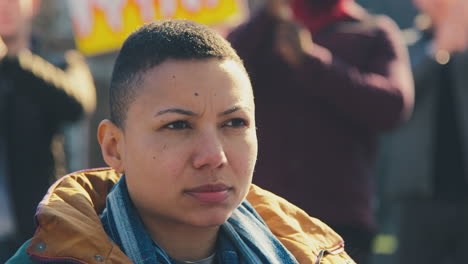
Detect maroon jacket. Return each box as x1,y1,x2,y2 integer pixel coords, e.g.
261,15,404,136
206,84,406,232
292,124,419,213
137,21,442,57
227,7,413,231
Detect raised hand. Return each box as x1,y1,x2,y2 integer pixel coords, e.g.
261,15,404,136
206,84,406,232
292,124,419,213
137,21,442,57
274,19,314,67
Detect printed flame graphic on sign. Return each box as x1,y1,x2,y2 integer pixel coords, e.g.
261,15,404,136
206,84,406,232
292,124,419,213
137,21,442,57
68,0,225,36
67,0,245,55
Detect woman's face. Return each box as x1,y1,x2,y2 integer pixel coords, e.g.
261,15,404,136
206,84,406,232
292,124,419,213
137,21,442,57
119,58,257,231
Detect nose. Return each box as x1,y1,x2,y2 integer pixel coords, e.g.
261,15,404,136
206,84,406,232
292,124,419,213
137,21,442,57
192,130,228,170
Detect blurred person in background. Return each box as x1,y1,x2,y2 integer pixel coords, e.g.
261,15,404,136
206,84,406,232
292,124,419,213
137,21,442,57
227,0,414,263
382,0,468,263
0,0,95,261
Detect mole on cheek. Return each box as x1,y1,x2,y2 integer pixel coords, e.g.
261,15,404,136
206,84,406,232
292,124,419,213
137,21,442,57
153,156,156,160
194,92,199,96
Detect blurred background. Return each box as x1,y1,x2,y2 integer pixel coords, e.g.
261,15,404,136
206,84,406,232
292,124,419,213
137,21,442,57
3,0,466,263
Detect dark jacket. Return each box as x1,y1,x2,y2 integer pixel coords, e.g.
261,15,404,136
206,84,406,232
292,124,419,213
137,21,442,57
0,50,95,243
227,7,414,231
383,30,468,199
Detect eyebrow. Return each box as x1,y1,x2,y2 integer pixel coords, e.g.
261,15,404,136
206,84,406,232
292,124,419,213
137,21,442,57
155,105,248,117
155,108,196,117
219,106,241,117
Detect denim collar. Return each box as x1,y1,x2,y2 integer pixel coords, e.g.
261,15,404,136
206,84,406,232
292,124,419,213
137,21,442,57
101,175,298,264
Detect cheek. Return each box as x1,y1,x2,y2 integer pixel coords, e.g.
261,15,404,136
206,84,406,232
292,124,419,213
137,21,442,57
123,135,161,182
123,126,194,177
127,141,184,179
125,144,184,208
228,136,258,181
228,144,256,203
153,141,193,177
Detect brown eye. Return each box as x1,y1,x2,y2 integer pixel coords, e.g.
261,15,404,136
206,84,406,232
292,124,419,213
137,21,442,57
224,118,248,128
164,120,191,130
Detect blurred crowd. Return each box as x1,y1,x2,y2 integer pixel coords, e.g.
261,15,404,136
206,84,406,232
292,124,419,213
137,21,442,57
1,0,467,263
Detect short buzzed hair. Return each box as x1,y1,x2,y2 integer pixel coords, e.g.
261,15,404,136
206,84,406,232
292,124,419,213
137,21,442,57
109,19,244,128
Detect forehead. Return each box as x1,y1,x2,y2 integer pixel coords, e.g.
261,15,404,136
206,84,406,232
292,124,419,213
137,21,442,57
133,58,253,105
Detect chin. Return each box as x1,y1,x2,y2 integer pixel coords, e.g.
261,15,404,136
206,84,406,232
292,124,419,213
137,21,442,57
188,210,233,228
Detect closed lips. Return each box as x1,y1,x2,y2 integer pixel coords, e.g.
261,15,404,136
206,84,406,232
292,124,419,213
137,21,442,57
185,184,232,203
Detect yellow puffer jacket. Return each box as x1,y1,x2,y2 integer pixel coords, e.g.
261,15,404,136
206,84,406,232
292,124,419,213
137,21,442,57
18,168,355,264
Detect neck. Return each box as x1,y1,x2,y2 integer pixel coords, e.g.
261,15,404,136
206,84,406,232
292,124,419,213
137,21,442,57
3,29,31,55
141,216,220,262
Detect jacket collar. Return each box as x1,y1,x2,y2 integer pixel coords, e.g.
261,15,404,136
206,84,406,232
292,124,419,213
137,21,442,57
26,168,130,263
246,184,347,263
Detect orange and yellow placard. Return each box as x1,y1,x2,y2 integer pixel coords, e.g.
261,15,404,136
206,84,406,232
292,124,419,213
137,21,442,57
68,0,246,56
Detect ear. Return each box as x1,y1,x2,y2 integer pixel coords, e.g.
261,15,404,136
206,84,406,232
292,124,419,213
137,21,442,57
98,119,125,173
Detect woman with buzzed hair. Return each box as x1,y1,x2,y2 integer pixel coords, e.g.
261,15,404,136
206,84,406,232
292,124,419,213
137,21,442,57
7,20,355,264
